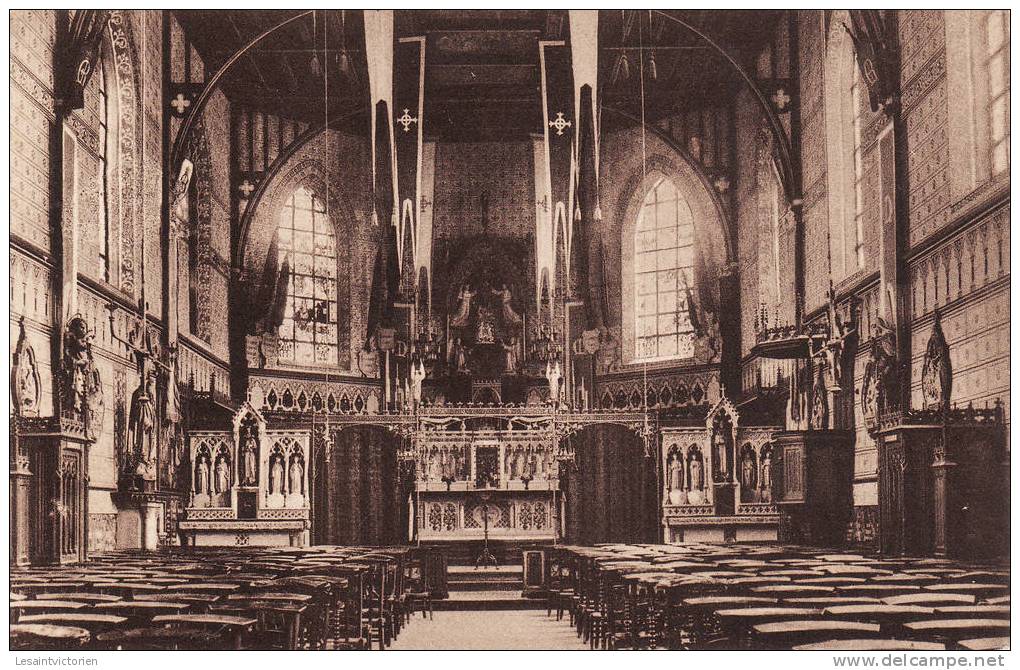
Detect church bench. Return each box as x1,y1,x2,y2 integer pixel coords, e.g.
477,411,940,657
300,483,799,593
955,637,1010,651
751,620,881,650
902,619,1012,643
151,613,258,650
94,625,221,650
794,639,945,651
17,613,129,635
11,623,91,650
711,606,820,649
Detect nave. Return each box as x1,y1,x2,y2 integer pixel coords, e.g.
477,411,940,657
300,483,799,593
10,543,1009,651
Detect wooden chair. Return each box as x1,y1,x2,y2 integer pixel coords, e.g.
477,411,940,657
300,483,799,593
403,560,433,621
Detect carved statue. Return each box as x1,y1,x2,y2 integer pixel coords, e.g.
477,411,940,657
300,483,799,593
760,450,772,502
862,317,899,419
669,452,684,490
450,285,475,328
269,454,285,494
289,457,303,495
811,364,830,430
501,337,520,374
741,449,757,491
195,457,210,495
240,431,258,486
170,159,194,233
11,318,41,417
494,284,522,326
817,281,855,390
921,310,952,411
128,369,158,478
476,307,496,344
513,448,525,480
689,454,704,491
409,356,426,405
62,316,103,438
712,429,730,482
452,338,470,373
214,455,230,494
545,359,562,406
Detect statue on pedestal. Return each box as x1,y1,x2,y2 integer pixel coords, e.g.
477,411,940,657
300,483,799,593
128,369,158,480
921,309,952,411
501,337,520,374
62,315,104,439
451,285,475,328
214,455,230,495
269,454,284,494
195,456,210,495
240,431,258,486
289,457,303,496
545,358,562,406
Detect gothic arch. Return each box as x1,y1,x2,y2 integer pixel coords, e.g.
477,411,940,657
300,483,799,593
241,157,356,367
615,142,730,366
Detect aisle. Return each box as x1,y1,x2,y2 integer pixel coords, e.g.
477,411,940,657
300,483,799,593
391,609,590,650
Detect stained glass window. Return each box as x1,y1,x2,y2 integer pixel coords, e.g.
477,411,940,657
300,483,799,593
277,187,338,366
634,178,696,361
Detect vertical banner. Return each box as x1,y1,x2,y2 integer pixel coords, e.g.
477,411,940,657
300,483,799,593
570,11,602,329
364,10,396,228
394,36,425,281
416,142,436,319
532,135,553,308
539,41,576,305
877,122,897,327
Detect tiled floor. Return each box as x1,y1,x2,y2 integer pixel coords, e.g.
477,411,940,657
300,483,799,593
391,609,589,650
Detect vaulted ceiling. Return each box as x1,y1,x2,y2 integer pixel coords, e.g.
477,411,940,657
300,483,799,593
178,10,783,140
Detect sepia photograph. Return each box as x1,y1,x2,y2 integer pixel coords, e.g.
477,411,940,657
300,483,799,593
6,6,1012,658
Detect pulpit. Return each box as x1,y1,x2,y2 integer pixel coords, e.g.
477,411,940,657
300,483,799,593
872,406,1007,559
771,430,854,546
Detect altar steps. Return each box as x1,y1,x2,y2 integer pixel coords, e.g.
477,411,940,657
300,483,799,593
435,562,544,611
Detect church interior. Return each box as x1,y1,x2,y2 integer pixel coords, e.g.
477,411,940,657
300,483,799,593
8,9,1011,652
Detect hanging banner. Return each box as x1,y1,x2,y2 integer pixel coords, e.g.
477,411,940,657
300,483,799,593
539,40,576,301
364,10,397,228
394,36,425,277
416,141,436,317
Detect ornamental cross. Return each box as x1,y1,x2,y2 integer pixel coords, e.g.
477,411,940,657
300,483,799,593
238,180,256,198
549,112,572,136
396,108,418,133
170,93,191,115
771,88,791,111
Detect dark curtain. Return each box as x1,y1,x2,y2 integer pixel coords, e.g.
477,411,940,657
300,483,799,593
312,425,409,546
564,425,660,545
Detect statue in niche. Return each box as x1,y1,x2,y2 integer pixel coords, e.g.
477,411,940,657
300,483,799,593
760,449,773,502
128,368,158,478
493,284,522,327
712,426,731,483
476,307,496,344
11,318,41,417
269,453,285,494
811,364,830,429
501,337,520,374
513,447,526,480
214,454,230,495
669,451,684,490
921,309,952,411
452,338,470,373
428,447,442,481
195,456,210,495
545,358,562,406
450,285,475,328
240,430,258,486
289,457,303,496
740,448,757,492
688,452,704,491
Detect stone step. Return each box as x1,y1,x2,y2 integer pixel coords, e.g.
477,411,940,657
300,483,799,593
433,590,546,611
448,579,522,592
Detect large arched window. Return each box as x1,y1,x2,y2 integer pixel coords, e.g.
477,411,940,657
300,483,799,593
980,10,1010,176
824,16,865,280
277,187,338,365
633,177,696,361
